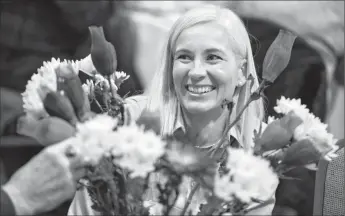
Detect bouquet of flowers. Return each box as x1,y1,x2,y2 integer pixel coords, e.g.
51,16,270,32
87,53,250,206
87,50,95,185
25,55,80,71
197,96,339,215
19,26,341,216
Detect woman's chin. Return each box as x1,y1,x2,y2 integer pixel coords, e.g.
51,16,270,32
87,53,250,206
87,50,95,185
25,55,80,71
182,102,218,114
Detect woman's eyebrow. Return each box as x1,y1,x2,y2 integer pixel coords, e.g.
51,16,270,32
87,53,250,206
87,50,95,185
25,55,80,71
204,48,226,55
174,48,192,55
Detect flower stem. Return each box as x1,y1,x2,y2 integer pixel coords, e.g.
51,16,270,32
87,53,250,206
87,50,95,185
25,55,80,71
107,75,116,102
180,183,200,216
242,197,275,214
211,80,269,157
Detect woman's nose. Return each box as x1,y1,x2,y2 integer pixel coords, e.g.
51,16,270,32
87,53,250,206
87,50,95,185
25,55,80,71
188,61,207,80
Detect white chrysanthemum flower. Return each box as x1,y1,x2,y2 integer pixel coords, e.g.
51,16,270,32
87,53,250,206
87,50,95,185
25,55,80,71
108,123,166,178
115,71,130,81
76,114,117,136
94,74,106,85
214,148,278,204
22,57,82,120
22,57,63,119
39,57,61,75
74,114,118,164
274,96,338,160
267,116,277,124
94,73,118,92
103,78,118,92
22,74,48,120
114,71,130,88
56,59,80,77
274,96,310,115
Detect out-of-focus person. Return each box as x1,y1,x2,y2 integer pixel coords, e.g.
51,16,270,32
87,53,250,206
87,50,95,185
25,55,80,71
0,138,90,215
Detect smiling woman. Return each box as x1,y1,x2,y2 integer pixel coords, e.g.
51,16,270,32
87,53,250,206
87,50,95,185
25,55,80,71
68,5,273,216
145,5,264,150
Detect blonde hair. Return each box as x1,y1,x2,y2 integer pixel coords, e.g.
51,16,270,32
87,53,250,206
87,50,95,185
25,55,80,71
146,5,265,150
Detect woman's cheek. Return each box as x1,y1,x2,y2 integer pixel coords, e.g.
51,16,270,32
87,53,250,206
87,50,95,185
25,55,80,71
173,63,191,83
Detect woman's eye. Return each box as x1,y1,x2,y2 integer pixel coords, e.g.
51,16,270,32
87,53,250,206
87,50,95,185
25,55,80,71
207,54,222,62
177,54,190,60
176,54,192,62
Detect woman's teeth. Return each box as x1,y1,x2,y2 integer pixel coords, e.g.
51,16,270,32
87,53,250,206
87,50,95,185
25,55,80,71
186,85,215,94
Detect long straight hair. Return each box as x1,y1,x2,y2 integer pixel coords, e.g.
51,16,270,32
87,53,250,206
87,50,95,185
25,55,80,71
146,5,265,150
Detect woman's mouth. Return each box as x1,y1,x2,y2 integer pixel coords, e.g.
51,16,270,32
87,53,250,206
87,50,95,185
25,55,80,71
185,85,216,94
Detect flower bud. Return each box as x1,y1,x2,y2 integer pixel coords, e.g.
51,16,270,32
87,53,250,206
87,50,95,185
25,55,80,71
255,111,303,153
60,73,88,121
43,92,78,126
89,26,117,77
280,138,322,167
262,30,297,83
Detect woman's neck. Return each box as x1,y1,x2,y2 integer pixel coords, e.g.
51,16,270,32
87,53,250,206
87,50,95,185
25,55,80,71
181,106,230,147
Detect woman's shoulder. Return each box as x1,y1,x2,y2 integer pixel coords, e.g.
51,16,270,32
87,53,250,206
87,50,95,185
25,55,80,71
124,94,148,104
124,94,148,122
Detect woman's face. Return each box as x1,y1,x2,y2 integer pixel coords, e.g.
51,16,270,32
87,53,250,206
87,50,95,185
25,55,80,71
172,22,244,114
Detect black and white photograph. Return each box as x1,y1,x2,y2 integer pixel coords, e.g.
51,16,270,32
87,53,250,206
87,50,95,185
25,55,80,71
0,1,344,216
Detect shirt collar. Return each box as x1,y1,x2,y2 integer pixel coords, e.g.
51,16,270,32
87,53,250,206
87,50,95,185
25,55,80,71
172,106,243,147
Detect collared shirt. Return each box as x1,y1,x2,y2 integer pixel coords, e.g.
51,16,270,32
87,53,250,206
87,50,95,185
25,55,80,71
125,95,243,149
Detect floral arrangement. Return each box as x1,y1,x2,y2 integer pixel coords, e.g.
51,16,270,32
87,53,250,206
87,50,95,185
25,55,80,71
19,26,341,216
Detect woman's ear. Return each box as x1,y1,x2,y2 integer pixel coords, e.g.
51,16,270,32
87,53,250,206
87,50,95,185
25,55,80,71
237,59,247,87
